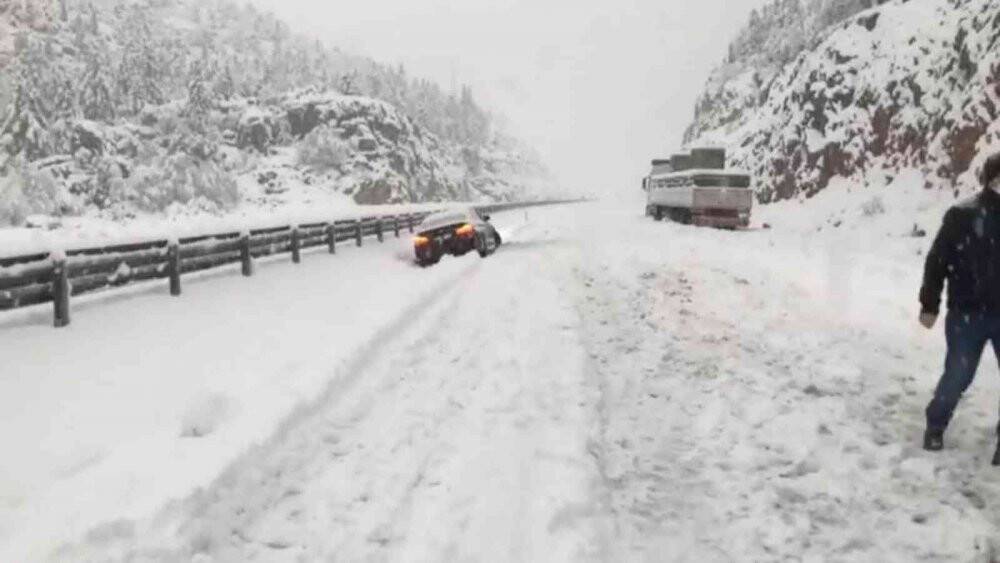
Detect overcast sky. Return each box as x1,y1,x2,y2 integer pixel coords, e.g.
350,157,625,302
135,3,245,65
247,0,765,196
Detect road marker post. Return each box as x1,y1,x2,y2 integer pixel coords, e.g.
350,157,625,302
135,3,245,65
167,242,181,296
291,227,301,264
52,258,70,328
326,223,337,254
240,234,253,277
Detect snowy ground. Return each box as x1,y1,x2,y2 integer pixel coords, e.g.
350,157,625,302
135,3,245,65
3,186,1000,561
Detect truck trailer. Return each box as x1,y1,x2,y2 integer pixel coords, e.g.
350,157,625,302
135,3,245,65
642,148,752,229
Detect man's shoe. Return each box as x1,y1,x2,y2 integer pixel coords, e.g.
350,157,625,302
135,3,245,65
924,428,944,451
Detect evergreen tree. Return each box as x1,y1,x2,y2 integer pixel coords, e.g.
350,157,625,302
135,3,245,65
115,5,166,115
79,47,115,120
1,34,75,160
2,82,51,162
214,63,236,101
186,56,215,115
88,2,98,34
338,71,360,96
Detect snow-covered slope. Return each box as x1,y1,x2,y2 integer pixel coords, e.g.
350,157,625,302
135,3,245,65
686,0,1000,203
0,0,555,228
0,0,58,69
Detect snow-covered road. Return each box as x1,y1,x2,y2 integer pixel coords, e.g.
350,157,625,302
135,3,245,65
5,196,1000,561
87,220,613,561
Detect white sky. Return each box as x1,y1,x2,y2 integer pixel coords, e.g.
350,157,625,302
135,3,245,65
247,0,766,196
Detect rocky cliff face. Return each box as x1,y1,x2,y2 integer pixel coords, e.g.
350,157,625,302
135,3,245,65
231,91,539,205
685,0,1000,203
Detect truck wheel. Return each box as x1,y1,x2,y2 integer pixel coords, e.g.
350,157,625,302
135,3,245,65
652,206,663,221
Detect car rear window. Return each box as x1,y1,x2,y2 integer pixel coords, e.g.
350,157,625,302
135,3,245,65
421,212,470,229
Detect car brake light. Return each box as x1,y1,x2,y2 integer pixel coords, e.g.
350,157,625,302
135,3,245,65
455,224,474,237
414,235,430,246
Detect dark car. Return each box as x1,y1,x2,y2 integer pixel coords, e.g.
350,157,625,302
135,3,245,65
413,208,502,266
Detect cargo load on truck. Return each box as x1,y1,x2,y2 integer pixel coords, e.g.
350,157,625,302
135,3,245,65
641,147,752,229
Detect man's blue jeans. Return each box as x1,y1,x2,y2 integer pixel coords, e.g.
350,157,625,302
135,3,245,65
926,310,1000,431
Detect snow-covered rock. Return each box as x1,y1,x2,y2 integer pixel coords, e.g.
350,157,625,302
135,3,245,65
686,0,1000,203
23,214,61,230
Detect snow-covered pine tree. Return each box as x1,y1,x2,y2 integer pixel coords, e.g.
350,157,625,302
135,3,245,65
88,2,98,34
114,5,166,115
2,82,49,163
338,70,360,96
79,49,115,121
1,33,75,162
214,63,236,101
185,56,215,116
72,12,115,121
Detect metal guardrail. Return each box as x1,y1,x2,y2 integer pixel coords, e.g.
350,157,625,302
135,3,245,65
0,200,581,327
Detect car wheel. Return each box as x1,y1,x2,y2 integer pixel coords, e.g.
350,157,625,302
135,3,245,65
477,233,491,258
419,249,442,267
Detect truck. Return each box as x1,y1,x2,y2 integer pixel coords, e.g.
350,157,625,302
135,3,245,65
642,147,752,229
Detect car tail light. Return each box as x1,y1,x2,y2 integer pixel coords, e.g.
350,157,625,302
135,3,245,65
414,235,430,246
455,224,475,237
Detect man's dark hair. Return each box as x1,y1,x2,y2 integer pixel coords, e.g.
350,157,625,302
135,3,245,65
981,152,1000,187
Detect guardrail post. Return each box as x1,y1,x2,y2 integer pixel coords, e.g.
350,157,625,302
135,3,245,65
240,234,253,277
355,221,363,247
393,216,400,238
52,257,70,328
326,223,337,255
408,215,415,233
291,227,301,264
377,218,384,243
167,242,181,296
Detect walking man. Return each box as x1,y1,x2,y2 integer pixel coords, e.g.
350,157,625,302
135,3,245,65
920,153,1000,461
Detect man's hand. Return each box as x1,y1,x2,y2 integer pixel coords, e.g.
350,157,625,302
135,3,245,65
919,311,939,329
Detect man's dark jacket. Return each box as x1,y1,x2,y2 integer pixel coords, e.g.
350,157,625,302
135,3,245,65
921,188,1000,315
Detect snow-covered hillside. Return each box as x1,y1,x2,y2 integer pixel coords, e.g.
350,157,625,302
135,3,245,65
686,0,1000,203
0,0,554,230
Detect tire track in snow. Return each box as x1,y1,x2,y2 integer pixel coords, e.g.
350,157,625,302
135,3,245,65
190,274,481,559
51,258,482,561
570,261,734,562
58,217,610,562
563,211,1000,562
